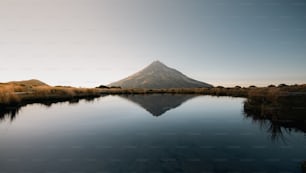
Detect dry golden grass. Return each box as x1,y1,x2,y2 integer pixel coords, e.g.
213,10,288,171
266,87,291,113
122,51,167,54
0,81,102,105
0,84,21,104
97,85,305,99
1,79,306,106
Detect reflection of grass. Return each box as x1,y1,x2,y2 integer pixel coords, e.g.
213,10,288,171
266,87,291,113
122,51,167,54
302,161,306,173
0,94,101,122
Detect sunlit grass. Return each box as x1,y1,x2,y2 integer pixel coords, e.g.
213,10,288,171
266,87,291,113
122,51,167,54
0,80,101,106
0,84,21,104
1,79,306,106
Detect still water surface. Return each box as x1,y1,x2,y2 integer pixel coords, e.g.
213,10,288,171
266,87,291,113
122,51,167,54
0,95,305,173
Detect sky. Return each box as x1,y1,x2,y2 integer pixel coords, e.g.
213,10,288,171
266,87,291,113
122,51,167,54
0,0,305,87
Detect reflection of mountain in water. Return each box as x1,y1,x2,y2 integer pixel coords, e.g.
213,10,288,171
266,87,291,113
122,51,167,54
120,94,197,116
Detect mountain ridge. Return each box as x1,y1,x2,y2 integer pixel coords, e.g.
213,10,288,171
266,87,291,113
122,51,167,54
108,61,213,88
7,79,49,87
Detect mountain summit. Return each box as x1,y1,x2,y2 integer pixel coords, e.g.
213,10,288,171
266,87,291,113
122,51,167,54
108,61,213,89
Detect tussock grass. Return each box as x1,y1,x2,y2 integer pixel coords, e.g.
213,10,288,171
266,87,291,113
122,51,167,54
0,84,20,104
1,79,306,107
0,81,102,106
244,84,306,123
97,87,249,97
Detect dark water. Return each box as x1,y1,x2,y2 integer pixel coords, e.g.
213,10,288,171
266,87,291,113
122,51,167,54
0,95,305,173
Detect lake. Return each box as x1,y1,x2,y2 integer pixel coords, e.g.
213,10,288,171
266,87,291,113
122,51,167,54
0,95,305,173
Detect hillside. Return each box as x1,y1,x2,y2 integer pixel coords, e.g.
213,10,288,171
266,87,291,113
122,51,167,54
108,61,213,88
7,79,49,87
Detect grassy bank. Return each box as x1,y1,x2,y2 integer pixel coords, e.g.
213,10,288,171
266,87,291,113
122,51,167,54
1,80,306,106
98,87,249,96
0,80,102,106
98,84,306,98
244,84,306,121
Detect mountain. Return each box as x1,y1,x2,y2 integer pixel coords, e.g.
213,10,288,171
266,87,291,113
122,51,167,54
108,61,213,88
120,94,197,116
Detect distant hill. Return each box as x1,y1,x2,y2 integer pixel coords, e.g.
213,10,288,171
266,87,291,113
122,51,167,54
108,61,213,89
8,79,48,87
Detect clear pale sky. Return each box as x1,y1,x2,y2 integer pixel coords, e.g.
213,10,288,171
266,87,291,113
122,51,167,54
0,0,305,87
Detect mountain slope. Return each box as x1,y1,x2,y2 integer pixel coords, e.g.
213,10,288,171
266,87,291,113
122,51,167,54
108,61,213,88
8,79,49,87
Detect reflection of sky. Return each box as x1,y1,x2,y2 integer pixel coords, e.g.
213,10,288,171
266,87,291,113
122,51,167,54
0,0,305,87
0,95,300,140
0,96,305,172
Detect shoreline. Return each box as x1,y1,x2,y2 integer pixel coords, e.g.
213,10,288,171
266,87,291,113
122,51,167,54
2,84,305,132
1,84,306,106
